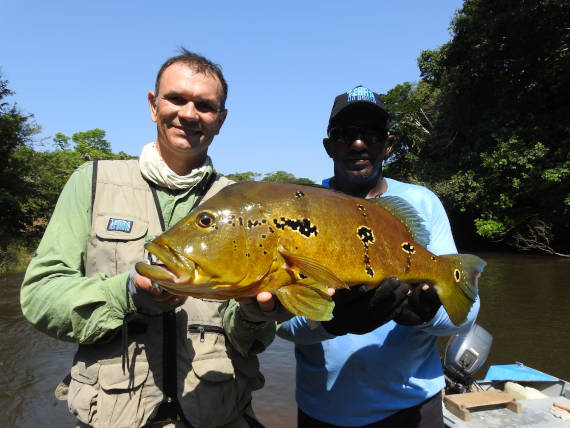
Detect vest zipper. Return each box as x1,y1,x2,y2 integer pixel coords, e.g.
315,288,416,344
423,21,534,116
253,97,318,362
188,324,225,342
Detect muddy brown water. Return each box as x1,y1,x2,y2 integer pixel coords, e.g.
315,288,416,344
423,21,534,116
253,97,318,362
1,253,568,427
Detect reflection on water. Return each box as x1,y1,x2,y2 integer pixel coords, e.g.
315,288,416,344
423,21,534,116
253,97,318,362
469,252,570,381
2,253,569,427
0,273,76,427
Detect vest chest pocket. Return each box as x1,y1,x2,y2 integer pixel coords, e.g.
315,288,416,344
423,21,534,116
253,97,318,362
183,325,242,427
90,214,149,277
187,324,235,383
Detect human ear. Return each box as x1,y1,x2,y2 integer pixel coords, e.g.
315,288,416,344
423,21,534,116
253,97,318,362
383,135,395,160
214,109,228,135
148,91,158,123
323,138,335,159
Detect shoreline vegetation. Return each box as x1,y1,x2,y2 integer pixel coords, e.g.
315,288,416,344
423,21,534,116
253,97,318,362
1,242,33,275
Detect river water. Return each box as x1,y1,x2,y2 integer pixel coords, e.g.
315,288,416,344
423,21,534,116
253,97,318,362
1,253,569,427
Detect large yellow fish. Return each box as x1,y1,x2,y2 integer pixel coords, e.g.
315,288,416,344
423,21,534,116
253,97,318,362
136,182,485,325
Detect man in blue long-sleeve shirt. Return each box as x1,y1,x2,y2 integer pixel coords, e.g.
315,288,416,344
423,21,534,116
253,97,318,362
277,85,480,428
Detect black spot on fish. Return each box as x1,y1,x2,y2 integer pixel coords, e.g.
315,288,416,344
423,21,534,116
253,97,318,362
261,234,267,239
401,242,415,254
295,191,305,198
263,251,267,255
262,219,267,224
299,273,307,279
431,256,437,261
357,226,375,248
239,217,243,226
247,219,261,228
454,269,461,282
269,226,275,233
273,217,318,238
357,204,367,217
357,227,375,278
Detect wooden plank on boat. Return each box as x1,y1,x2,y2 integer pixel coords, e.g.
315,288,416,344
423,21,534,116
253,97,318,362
444,390,522,421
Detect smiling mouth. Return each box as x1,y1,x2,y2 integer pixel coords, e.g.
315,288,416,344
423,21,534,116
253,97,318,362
174,126,202,136
345,158,371,168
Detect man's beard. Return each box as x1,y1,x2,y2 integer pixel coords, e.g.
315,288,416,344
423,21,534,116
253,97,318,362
333,161,382,188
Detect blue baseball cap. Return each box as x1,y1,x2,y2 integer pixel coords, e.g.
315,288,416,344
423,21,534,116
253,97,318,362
328,85,390,132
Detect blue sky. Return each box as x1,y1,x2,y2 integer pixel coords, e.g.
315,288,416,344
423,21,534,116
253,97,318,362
2,1,463,183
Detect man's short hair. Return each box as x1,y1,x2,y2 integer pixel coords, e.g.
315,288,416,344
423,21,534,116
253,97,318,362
154,48,228,109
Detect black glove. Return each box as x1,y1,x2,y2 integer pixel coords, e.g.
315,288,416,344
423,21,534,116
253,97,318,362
394,282,442,325
322,277,411,335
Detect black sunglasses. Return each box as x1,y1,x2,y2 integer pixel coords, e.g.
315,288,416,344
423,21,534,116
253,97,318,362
328,126,386,143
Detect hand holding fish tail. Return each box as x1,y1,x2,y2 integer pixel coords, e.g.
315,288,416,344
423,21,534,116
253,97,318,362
394,282,442,326
322,277,410,336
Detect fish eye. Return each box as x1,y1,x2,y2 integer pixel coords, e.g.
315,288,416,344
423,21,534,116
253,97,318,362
196,212,215,228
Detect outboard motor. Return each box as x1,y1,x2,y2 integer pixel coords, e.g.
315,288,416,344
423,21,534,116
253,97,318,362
443,324,493,394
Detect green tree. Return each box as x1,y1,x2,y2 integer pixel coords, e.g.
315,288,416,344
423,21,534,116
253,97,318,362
0,75,41,248
382,81,441,183
72,128,113,160
225,171,261,182
24,129,135,237
386,0,570,254
262,171,314,183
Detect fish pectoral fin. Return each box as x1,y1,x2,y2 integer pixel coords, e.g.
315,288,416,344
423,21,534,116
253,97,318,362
278,247,349,289
275,284,334,321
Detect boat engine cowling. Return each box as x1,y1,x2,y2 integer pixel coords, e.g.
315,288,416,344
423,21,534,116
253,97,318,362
443,324,492,393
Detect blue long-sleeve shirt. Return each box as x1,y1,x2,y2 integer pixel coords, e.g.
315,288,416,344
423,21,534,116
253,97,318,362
277,177,480,426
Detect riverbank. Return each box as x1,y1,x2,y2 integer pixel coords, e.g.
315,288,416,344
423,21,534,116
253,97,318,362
0,242,33,275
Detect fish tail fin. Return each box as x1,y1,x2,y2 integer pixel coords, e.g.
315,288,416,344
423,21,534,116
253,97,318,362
275,284,334,321
435,254,487,326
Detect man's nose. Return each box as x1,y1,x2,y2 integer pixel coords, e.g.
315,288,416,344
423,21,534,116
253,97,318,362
179,101,200,121
349,137,367,150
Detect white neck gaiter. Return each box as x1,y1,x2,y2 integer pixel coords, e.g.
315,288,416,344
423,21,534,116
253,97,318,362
139,142,213,190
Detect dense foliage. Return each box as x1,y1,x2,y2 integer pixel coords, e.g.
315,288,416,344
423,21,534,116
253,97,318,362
225,170,314,183
0,77,41,248
0,78,134,262
383,0,569,255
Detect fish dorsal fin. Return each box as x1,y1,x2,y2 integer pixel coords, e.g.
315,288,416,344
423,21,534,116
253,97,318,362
371,196,430,248
278,247,349,289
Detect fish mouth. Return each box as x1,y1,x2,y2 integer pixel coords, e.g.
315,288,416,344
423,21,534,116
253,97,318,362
135,242,195,285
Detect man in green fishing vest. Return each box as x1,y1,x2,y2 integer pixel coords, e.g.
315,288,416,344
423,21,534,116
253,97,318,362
20,48,277,428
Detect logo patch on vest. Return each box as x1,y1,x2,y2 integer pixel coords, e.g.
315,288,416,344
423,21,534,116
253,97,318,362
107,218,133,233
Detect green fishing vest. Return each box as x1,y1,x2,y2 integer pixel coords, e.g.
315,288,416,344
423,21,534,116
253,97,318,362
67,160,264,428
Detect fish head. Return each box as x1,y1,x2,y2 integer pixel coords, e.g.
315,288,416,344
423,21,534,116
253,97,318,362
135,205,252,297
135,183,280,298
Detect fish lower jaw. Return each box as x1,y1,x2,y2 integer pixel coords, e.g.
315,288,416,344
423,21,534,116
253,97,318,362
169,272,194,285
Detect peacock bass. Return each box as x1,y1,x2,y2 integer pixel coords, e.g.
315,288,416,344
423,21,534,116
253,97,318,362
135,181,485,325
